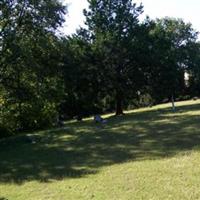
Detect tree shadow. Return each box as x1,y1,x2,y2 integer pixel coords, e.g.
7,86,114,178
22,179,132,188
1,102,200,184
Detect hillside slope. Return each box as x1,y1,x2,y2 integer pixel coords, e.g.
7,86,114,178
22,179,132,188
1,100,200,200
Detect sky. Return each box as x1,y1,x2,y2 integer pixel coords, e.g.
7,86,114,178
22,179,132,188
62,0,200,35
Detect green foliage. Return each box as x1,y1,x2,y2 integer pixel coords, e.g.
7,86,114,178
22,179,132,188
0,0,66,134
146,18,198,102
0,127,12,139
1,0,200,137
82,0,144,115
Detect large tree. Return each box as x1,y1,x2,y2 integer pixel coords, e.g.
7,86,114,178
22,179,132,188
146,18,198,104
82,0,143,115
0,0,66,132
60,35,104,119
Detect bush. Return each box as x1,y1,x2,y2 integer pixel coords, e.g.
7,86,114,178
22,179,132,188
126,93,155,110
178,95,191,101
19,101,59,131
138,93,154,107
0,99,59,134
0,126,12,139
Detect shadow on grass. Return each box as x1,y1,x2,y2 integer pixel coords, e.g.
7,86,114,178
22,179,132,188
1,103,200,184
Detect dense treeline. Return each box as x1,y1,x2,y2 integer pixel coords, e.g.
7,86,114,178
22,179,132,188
1,0,200,136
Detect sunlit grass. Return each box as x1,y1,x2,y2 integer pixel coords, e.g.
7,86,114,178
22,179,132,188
1,100,200,200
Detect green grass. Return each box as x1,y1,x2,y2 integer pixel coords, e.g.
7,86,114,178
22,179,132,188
1,100,200,199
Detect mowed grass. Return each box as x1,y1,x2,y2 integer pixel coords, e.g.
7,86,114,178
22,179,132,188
1,100,200,199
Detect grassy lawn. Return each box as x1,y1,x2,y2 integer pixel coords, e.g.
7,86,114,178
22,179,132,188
1,100,200,199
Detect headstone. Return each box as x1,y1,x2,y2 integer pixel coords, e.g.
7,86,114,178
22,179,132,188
94,115,103,123
94,115,107,124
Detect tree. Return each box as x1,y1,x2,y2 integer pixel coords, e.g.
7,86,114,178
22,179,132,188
186,42,200,96
0,0,66,133
82,0,143,115
146,18,198,105
60,34,107,119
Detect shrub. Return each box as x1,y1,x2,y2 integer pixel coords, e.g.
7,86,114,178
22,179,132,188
0,126,12,139
0,99,59,135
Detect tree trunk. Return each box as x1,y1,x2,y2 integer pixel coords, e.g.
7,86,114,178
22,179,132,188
171,95,175,111
115,92,124,115
17,68,23,130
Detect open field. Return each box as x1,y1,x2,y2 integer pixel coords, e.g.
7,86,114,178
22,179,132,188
1,100,200,200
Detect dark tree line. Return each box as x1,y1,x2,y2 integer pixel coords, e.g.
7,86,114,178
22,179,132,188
1,0,200,136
